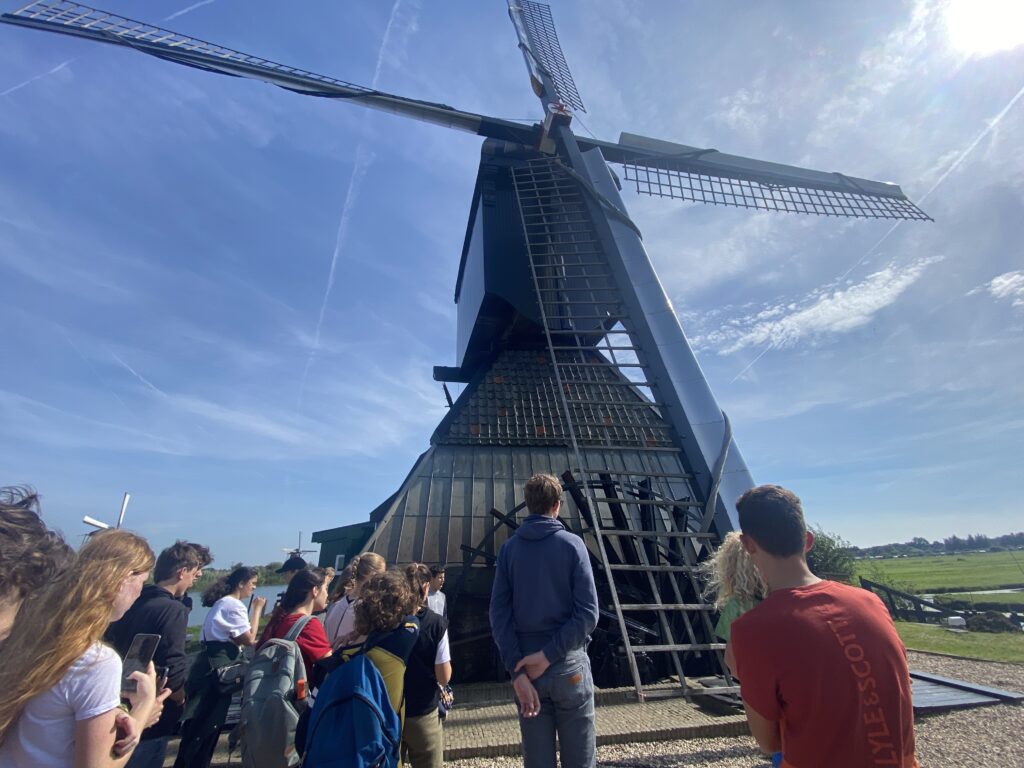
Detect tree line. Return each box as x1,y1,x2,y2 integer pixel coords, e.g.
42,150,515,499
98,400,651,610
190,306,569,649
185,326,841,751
193,562,289,590
849,532,1024,559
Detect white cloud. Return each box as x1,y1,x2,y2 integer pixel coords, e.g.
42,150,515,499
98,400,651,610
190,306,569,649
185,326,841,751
695,255,943,354
984,270,1024,307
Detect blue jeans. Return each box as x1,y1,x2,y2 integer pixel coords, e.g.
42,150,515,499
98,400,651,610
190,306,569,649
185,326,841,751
519,650,595,768
126,737,168,768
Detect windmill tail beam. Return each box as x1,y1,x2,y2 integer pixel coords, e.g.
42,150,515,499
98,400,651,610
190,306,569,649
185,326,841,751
576,133,932,221
0,2,536,145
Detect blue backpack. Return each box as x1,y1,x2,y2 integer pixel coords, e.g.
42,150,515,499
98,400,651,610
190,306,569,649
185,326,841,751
300,652,400,768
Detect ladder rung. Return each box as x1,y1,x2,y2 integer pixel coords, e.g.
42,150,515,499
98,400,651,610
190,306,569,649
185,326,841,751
548,329,632,335
608,564,697,573
560,401,658,411
580,445,681,453
577,468,693,479
546,315,630,322
600,530,714,539
591,497,701,507
632,643,726,652
551,346,639,352
689,685,741,696
559,380,656,388
619,603,716,611
559,362,643,369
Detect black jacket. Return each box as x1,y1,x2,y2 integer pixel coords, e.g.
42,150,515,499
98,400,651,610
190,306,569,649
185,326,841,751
106,584,190,739
405,607,448,718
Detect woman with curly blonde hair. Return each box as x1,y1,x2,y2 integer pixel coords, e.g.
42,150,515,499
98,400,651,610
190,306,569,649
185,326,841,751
699,531,767,642
353,570,421,723
0,529,163,767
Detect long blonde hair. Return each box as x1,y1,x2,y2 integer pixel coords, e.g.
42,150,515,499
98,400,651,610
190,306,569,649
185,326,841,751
0,529,154,742
699,531,766,609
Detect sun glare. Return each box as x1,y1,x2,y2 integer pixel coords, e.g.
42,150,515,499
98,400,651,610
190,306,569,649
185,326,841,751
945,0,1024,56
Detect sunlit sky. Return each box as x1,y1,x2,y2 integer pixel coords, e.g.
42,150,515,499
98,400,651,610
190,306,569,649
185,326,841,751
2,0,1022,565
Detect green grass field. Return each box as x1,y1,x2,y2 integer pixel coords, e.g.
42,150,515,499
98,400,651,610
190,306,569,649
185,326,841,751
934,591,1024,609
854,550,1024,593
896,621,1024,664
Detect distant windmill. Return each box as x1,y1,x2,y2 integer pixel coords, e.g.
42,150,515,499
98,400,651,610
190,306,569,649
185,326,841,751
82,491,130,533
3,1,930,699
281,531,316,562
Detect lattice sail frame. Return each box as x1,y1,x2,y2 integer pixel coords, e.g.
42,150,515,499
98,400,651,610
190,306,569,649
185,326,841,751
622,162,932,220
513,0,586,112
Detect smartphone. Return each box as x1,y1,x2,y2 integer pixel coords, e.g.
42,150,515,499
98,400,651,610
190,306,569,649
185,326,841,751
121,633,160,695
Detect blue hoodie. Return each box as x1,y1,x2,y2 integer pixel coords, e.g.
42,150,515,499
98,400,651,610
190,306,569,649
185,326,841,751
489,514,599,673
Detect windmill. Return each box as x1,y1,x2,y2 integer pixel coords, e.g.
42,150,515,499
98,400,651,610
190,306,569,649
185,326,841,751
2,1,931,699
82,491,130,534
280,531,316,562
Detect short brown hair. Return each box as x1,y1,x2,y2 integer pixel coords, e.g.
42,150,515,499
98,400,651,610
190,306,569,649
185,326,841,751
153,541,213,583
736,485,806,557
524,474,562,516
354,569,419,636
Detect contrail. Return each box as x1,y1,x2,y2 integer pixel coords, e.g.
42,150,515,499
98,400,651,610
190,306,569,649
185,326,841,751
297,0,408,410
1,0,218,97
1,59,73,97
112,353,168,398
164,0,218,21
732,78,1024,383
837,79,1024,284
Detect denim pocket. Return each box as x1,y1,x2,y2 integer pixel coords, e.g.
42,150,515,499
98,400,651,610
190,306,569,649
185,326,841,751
549,657,593,709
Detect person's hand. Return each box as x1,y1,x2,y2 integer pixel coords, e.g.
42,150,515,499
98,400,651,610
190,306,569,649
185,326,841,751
512,674,540,718
252,596,267,611
145,687,173,729
124,662,158,732
514,651,550,681
125,662,157,712
112,710,140,757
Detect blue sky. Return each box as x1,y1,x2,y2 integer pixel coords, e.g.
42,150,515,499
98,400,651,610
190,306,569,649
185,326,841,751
1,0,1022,565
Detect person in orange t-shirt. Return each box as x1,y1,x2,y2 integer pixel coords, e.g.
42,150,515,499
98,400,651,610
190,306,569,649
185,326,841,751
725,485,918,768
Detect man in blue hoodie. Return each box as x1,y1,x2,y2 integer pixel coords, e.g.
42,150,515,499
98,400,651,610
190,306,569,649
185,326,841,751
489,473,599,768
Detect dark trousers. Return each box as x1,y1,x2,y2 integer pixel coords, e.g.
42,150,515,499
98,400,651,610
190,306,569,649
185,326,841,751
173,642,239,768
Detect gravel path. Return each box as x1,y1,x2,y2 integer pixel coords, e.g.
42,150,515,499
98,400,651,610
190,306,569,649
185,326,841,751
449,653,1024,768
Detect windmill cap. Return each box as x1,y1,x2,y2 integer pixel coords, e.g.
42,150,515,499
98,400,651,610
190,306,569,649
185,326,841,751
276,555,308,573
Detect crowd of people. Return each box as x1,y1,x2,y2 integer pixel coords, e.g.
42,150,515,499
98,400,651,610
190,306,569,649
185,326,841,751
0,486,452,768
0,477,920,768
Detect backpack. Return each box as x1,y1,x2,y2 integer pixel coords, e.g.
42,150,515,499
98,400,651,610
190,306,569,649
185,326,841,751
300,647,400,768
237,614,313,768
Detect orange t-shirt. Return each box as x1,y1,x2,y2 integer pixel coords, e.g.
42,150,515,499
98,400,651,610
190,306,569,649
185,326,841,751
731,580,917,768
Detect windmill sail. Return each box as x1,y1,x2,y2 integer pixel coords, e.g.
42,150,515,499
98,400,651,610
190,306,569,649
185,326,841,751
508,0,586,112
0,1,535,144
582,133,932,220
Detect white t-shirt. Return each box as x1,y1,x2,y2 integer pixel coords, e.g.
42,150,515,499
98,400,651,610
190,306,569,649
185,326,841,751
435,630,451,665
0,643,121,768
201,596,250,642
427,590,446,618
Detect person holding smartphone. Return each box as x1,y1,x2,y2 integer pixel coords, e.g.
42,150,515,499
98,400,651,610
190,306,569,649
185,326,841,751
0,530,169,767
173,566,265,768
106,540,212,768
